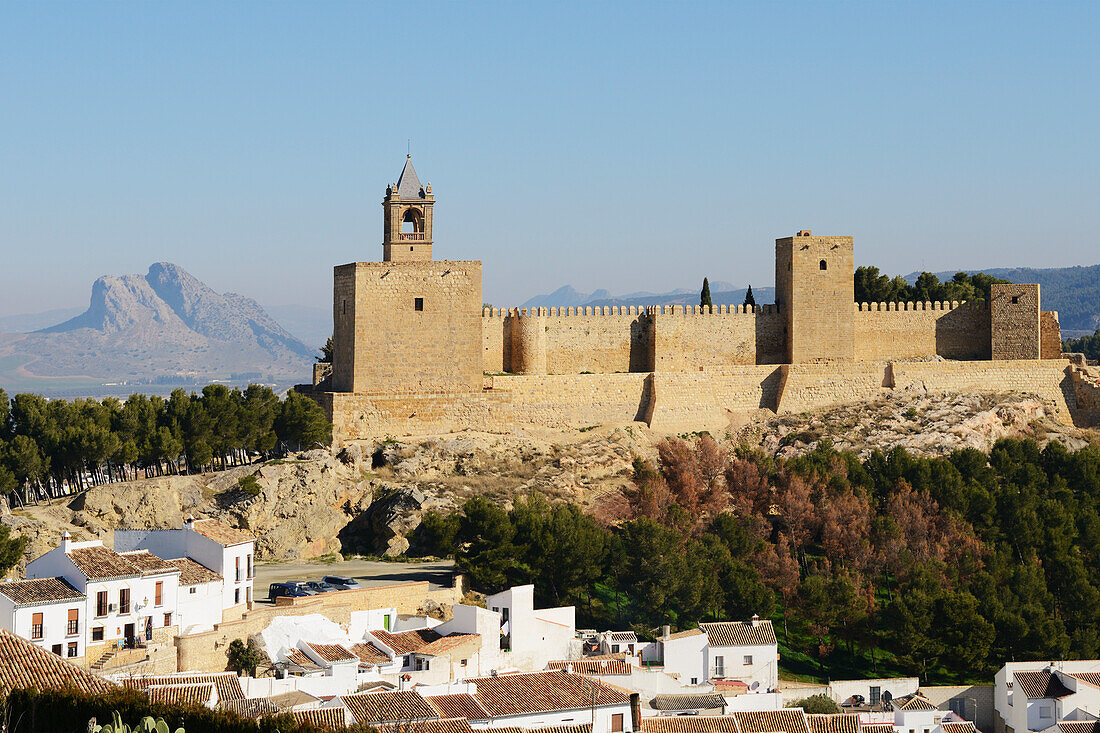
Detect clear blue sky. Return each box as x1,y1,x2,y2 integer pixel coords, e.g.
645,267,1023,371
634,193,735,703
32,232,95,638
1,1,1098,317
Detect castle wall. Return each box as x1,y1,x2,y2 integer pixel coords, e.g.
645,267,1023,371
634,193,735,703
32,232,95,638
320,389,509,442
892,360,1075,420
776,233,855,362
336,260,482,394
1041,311,1063,359
651,305,785,370
853,301,991,361
647,367,785,433
492,373,653,428
991,284,1041,360
775,362,892,414
1070,367,1100,426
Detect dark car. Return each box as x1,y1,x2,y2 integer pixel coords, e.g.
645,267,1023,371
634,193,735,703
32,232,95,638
306,580,339,594
322,575,362,590
268,582,316,600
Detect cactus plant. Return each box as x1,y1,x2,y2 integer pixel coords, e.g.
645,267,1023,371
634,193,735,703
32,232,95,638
88,713,182,733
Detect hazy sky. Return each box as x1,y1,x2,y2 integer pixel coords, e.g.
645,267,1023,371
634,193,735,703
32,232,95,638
1,2,1098,317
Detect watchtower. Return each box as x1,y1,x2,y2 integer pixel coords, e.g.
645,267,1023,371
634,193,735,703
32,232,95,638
775,230,855,363
382,154,434,262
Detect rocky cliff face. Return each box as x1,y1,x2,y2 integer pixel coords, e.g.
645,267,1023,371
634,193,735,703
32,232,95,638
3,262,313,381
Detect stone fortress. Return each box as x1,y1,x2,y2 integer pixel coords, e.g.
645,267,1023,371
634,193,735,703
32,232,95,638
308,157,1100,441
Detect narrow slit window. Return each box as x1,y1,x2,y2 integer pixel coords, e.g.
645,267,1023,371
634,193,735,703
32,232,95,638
1011,296,1019,304
414,298,424,312
820,259,828,270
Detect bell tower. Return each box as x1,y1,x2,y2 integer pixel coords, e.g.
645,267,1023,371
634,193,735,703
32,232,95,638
383,154,434,262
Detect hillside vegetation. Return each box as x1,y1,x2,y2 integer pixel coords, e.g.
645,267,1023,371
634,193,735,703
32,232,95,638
423,435,1100,684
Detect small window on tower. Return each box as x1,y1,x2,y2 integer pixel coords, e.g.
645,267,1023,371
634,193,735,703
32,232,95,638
1011,296,1019,304
820,259,828,271
342,299,347,315
414,298,424,312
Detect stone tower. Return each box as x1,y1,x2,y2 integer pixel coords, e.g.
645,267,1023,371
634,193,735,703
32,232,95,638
330,157,482,395
382,155,434,262
775,230,855,363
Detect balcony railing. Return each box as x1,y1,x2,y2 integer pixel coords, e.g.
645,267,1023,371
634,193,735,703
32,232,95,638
401,232,426,241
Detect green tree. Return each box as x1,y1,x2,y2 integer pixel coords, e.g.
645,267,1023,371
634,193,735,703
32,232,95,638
1064,328,1100,360
512,493,608,607
275,390,332,450
455,497,521,594
700,277,712,308
0,525,28,577
789,695,841,714
743,285,756,309
225,637,266,676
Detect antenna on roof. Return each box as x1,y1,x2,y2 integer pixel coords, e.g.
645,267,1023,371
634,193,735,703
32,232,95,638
408,139,411,157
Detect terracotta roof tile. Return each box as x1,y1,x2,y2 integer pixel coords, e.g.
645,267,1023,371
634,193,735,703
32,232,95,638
1057,722,1100,733
67,545,141,580
419,633,480,656
0,629,116,695
119,550,179,576
291,707,349,730
1066,672,1100,689
219,697,281,719
606,631,637,642
350,642,391,666
470,669,630,717
190,519,255,547
380,719,474,733
170,557,223,585
547,659,632,675
940,723,977,733
807,714,859,733
700,620,777,647
641,717,740,733
733,709,811,733
372,628,442,655
267,689,321,709
651,693,727,711
666,628,706,641
146,683,214,707
527,725,592,733
896,694,937,711
286,648,324,671
342,690,438,724
860,725,895,733
305,643,357,664
425,693,490,720
122,672,245,702
0,578,84,606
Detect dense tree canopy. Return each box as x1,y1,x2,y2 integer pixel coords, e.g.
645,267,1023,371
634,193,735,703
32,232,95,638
854,266,1009,304
422,435,1100,683
1064,329,1100,360
0,386,331,503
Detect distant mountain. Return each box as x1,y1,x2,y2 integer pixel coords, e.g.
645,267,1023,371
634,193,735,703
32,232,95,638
265,304,331,351
521,281,770,310
0,263,315,392
0,307,83,333
903,265,1100,332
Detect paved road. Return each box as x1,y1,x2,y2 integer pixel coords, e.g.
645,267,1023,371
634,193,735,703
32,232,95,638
253,559,456,601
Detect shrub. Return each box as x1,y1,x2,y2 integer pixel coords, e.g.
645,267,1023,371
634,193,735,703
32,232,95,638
788,694,841,714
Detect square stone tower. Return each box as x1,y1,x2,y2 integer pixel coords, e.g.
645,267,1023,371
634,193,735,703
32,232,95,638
990,283,1041,360
331,157,483,394
775,230,855,363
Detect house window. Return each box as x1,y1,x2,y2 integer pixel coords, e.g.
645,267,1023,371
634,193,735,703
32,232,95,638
404,654,412,667
743,655,753,665
870,686,881,705
155,581,163,606
67,608,79,636
67,642,78,658
714,655,725,677
119,588,130,615
414,298,424,312
611,644,619,653
52,644,62,656
461,659,468,667
96,591,108,617
235,557,241,582
247,554,253,579
31,613,43,639
164,613,172,627
691,677,698,685
502,608,509,623
189,587,197,595
820,259,828,271
415,657,426,671
612,714,624,732
234,588,241,605
91,626,104,642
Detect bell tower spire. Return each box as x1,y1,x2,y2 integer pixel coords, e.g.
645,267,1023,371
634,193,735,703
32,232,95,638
383,154,434,262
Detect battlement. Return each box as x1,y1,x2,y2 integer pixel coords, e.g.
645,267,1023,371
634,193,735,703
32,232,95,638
856,300,988,312
481,304,780,318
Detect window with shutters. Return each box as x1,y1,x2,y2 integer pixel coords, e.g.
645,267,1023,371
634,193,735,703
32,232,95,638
247,554,253,579
67,642,77,658
119,588,130,614
31,613,43,639
67,608,79,636
96,591,108,617
164,613,171,627
91,626,104,642
235,557,241,582
155,581,163,606
612,714,624,732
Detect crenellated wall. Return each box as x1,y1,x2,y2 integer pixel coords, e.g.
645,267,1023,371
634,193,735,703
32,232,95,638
853,301,991,361
651,305,785,370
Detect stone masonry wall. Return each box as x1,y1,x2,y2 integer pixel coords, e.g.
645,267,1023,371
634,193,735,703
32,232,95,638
776,362,892,414
853,301,991,361
991,284,1041,360
652,306,785,370
647,367,785,433
892,360,1075,420
1041,311,1063,359
321,390,510,442
776,233,855,362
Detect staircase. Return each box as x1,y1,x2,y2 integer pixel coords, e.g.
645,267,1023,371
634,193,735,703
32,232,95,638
91,648,117,671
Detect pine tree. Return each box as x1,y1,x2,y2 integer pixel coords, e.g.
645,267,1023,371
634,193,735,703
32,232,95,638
700,277,712,309
744,284,756,308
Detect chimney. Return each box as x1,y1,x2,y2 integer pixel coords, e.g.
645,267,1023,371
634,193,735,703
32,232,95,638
61,530,72,554
662,625,671,641
185,515,195,530
565,663,573,674
751,614,760,627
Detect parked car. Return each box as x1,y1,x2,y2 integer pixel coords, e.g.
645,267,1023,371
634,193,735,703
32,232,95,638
322,575,362,590
268,582,316,600
306,580,339,593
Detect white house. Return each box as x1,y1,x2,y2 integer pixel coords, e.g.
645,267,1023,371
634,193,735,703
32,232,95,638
893,694,947,733
24,533,182,662
114,516,255,618
485,584,577,671
170,557,224,634
649,616,778,691
0,577,86,661
367,627,483,684
994,662,1100,733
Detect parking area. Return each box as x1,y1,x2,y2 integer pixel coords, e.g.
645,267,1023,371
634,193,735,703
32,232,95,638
253,558,456,602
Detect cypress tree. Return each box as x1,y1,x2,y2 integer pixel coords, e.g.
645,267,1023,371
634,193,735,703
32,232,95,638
700,277,713,308
744,284,756,308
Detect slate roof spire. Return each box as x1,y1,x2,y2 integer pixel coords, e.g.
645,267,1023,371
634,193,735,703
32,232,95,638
396,154,425,199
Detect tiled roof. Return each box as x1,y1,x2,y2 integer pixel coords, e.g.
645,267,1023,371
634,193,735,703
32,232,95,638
146,683,214,707
350,642,391,666
806,714,859,733
525,725,592,733
170,557,223,585
267,689,320,709
470,669,631,717
395,156,425,199
940,723,977,733
1015,670,1072,699
67,545,141,580
372,628,442,655
380,719,473,733
419,633,480,656
641,717,740,733
122,672,244,702
291,707,349,730
190,519,254,547
1057,723,1100,733
286,648,323,671
547,659,632,675
651,692,727,711
0,577,84,606
425,693,490,720
666,628,706,641
342,690,438,724
219,697,280,719
700,620,777,647
606,631,637,642
1066,672,1100,688
712,679,748,693
305,643,357,664
119,550,179,576
0,628,116,695
860,725,895,733
896,693,937,711
733,709,811,733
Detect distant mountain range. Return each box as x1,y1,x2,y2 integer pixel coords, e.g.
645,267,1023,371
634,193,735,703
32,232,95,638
522,265,1100,335
0,263,315,397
